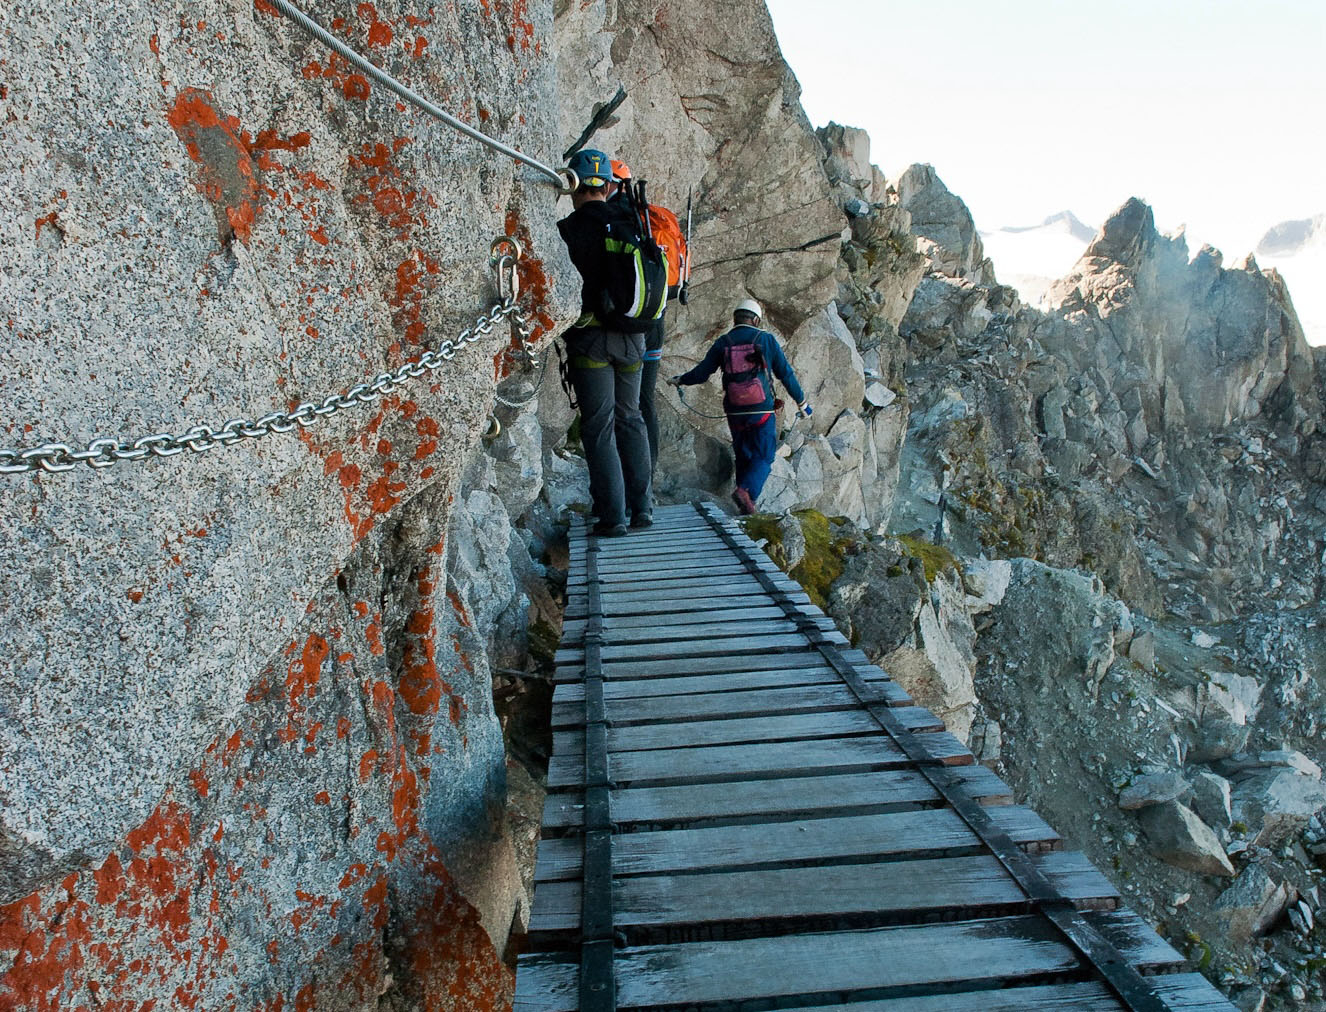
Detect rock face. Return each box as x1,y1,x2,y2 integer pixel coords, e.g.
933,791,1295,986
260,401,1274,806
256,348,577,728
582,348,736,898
2,0,582,1004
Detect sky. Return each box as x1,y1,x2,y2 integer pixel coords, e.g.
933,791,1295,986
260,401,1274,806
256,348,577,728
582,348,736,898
765,0,1326,258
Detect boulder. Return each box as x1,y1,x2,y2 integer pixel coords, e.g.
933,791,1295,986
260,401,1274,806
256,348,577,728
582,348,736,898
1128,630,1157,672
1137,802,1236,876
962,559,1012,614
1213,864,1295,943
785,304,867,438
899,276,994,348
1231,770,1326,847
1201,671,1263,727
881,571,977,742
1189,771,1234,830
1118,771,1190,811
1189,717,1251,764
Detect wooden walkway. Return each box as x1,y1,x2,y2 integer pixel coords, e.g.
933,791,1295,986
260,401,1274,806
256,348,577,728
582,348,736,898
514,503,1234,1011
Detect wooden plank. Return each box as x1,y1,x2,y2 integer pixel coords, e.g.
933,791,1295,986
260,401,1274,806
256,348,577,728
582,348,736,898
773,973,1235,1010
553,706,946,754
515,916,1087,1010
577,533,731,557
535,805,1059,881
563,611,835,643
559,588,806,620
570,572,769,600
1085,909,1188,971
552,646,878,683
552,649,842,683
529,851,1119,935
516,921,1205,1011
562,602,818,636
563,581,810,618
565,590,813,620
554,630,848,666
564,557,774,588
551,682,900,730
546,731,968,789
555,615,836,654
590,547,738,573
542,765,1012,830
550,662,894,704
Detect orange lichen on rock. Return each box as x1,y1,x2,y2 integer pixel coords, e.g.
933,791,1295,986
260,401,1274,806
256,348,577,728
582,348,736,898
166,89,319,246
286,633,329,708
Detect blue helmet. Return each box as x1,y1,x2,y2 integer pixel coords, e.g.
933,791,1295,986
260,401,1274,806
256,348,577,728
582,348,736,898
567,149,612,188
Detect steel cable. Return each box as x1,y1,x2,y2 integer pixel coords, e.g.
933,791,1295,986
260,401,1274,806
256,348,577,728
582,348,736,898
267,0,575,193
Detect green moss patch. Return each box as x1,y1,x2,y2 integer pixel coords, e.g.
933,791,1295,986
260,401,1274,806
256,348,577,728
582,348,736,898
895,533,960,583
743,509,857,609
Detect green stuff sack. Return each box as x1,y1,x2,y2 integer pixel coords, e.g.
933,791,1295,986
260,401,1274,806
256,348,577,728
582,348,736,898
597,198,668,333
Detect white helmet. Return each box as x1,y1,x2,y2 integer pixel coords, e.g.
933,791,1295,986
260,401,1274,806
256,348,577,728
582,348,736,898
734,298,763,321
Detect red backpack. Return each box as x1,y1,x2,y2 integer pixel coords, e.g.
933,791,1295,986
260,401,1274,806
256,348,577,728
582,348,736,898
722,340,769,407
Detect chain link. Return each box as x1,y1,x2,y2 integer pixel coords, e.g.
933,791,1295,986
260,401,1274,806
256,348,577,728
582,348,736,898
3,247,535,476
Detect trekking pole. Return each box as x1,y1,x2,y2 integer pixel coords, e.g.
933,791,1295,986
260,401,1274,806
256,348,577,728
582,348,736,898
636,180,653,241
680,187,693,305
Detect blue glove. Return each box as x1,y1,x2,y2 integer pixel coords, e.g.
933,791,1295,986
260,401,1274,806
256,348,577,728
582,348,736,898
798,401,813,417
668,375,685,387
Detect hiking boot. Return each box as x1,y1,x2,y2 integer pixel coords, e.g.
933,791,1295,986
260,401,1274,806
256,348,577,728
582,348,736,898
731,487,756,515
629,512,654,529
591,521,628,538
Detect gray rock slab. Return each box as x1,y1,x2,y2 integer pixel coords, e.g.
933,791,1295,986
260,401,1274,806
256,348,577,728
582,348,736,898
1118,771,1191,811
1213,863,1295,944
1189,770,1233,830
1231,770,1326,847
1138,802,1236,877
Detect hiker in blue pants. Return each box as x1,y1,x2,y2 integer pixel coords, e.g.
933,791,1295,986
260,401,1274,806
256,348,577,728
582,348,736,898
668,299,811,515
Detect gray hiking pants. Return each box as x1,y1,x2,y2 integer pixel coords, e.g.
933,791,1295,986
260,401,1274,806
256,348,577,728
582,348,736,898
566,327,653,527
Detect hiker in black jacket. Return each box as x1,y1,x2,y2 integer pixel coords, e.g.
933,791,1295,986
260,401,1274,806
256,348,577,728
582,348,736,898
669,299,810,514
556,149,653,536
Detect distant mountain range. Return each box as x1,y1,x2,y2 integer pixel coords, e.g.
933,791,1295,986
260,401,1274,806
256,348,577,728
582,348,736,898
978,211,1099,308
988,210,1097,244
1257,213,1326,257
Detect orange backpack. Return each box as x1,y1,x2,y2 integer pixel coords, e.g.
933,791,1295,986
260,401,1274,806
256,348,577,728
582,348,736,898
645,205,688,289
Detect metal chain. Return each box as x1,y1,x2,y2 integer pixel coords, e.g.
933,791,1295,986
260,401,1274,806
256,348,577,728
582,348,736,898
2,240,533,476
492,308,549,410
267,0,577,195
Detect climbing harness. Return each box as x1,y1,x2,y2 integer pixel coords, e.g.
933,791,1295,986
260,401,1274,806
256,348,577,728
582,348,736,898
2,238,535,475
267,0,577,194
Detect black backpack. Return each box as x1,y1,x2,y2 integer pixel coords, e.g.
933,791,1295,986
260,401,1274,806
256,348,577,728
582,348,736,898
597,183,668,334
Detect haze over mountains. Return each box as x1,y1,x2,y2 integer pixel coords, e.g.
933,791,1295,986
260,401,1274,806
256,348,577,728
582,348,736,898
982,210,1326,347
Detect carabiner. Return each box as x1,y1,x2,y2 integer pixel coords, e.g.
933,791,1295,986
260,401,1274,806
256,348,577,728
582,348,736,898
489,235,523,304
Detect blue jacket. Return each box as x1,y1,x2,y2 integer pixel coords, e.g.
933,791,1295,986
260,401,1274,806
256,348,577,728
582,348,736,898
677,325,806,416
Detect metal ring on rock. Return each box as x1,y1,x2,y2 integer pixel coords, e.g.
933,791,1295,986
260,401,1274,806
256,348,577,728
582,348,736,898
558,167,580,195
489,235,523,263
482,415,502,441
